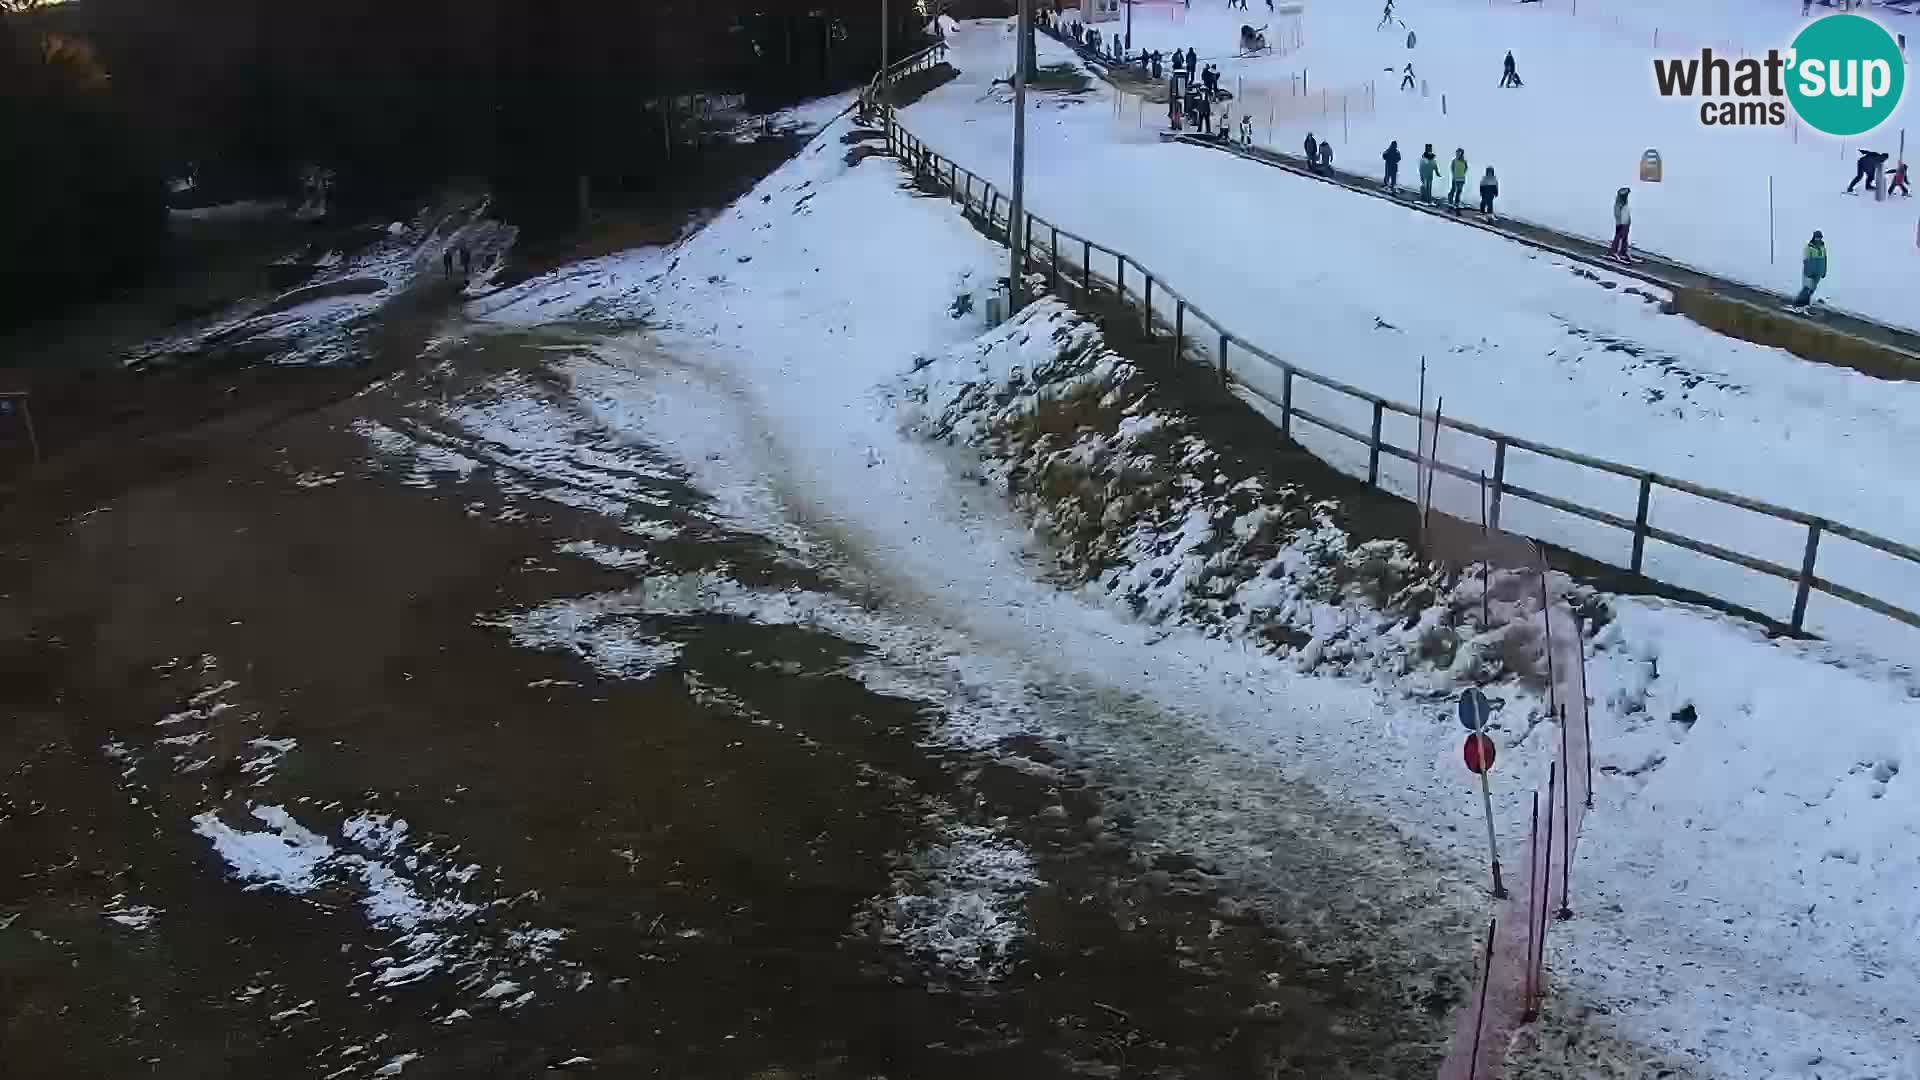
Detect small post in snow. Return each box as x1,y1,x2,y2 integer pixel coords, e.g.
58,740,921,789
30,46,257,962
1769,176,1776,265
1461,689,1506,899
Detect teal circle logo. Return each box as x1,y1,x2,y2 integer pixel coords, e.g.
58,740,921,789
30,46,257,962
1785,14,1905,137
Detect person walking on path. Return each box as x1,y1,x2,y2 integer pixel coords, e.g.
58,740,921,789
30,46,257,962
1794,231,1828,306
1418,143,1439,202
1401,63,1416,91
1448,148,1468,208
1607,187,1633,261
1847,149,1890,193
1890,160,1911,196
1499,50,1523,87
1383,140,1402,192
1318,139,1334,173
457,242,472,280
1304,132,1319,170
442,248,455,278
1478,166,1499,215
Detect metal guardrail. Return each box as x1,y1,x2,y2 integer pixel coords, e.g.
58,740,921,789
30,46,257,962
863,59,1920,639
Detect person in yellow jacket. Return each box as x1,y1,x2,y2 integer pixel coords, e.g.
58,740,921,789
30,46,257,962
1448,148,1468,209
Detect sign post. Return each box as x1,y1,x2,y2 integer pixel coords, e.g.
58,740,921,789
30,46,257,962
1460,689,1506,898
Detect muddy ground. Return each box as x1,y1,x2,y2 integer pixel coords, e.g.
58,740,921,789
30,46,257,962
0,310,1463,1078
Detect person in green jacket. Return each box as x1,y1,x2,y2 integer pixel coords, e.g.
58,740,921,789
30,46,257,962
1417,143,1439,203
1794,231,1827,306
1448,148,1468,208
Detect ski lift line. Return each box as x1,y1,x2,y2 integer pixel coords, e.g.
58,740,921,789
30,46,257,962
871,65,1920,636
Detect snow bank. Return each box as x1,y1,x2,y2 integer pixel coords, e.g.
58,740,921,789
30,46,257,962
897,276,1920,1078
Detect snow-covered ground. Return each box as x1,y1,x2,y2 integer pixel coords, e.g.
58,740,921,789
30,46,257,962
902,18,1920,656
1075,0,1919,331
462,104,1918,1076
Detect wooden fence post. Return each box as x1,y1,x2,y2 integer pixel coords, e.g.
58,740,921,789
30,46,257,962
1792,520,1825,631
1143,276,1154,336
1280,368,1294,440
1367,401,1384,486
1050,227,1060,294
1631,473,1654,574
1489,439,1507,531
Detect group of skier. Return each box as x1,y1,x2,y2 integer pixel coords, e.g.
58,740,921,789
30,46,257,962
1368,140,1498,214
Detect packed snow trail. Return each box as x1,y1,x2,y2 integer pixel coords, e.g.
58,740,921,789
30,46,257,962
1061,0,1919,333
901,18,1920,657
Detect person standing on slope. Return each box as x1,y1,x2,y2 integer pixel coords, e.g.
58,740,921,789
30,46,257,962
1186,47,1198,75
1890,160,1911,196
1401,63,1417,91
1794,231,1828,307
1383,140,1402,192
1608,187,1633,261
1318,139,1334,173
1418,143,1439,202
1478,166,1499,215
1448,148,1469,208
1500,50,1523,87
1304,132,1319,170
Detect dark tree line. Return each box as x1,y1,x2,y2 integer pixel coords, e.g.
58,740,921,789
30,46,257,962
0,0,929,330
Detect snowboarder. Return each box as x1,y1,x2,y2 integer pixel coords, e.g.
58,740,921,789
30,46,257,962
1401,63,1416,91
1318,139,1334,172
1608,187,1633,261
1418,143,1439,202
1478,166,1499,215
1448,148,1468,208
1846,149,1890,193
1383,140,1402,192
1500,51,1523,87
1186,47,1198,74
1891,160,1911,196
1794,231,1828,306
1304,132,1319,169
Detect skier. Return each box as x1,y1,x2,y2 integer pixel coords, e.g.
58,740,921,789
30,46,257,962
1478,166,1499,215
1500,51,1523,88
1846,149,1890,193
1794,231,1828,306
1304,132,1319,170
1318,139,1334,172
1240,113,1255,145
1418,143,1439,202
1401,63,1416,91
1891,160,1911,196
1608,187,1633,261
1379,2,1396,30
1448,148,1468,208
1383,140,1402,192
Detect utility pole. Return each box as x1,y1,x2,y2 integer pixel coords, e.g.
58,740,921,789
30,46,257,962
880,0,889,92
1010,0,1032,311
1125,0,1134,52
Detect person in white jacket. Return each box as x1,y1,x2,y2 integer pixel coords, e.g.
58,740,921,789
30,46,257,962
1607,187,1632,262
